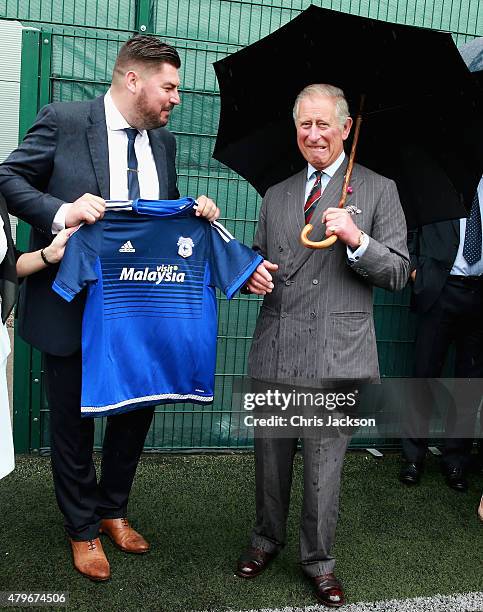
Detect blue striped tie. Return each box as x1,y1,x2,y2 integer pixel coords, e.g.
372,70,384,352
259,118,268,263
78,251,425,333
125,128,140,200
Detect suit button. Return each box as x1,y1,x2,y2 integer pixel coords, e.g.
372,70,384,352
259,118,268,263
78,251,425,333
312,279,319,285
279,246,284,252
285,280,291,286
281,312,288,318
310,312,317,319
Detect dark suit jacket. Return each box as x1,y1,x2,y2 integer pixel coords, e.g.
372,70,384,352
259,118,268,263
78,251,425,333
0,95,179,355
408,220,460,314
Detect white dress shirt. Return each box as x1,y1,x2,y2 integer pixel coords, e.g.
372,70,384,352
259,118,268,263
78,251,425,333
305,150,345,201
104,89,159,201
451,176,483,276
53,89,160,231
305,151,369,260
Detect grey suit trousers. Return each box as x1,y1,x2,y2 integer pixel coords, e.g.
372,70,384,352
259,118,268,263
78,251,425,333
250,428,350,576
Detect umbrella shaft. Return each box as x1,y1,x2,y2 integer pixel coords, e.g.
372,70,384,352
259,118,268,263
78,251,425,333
339,94,365,209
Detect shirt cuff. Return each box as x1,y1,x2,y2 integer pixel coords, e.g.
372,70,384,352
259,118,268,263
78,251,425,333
347,232,369,262
52,203,70,234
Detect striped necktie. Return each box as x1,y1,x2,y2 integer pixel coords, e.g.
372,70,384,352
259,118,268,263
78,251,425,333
304,171,323,224
463,191,482,265
125,128,140,200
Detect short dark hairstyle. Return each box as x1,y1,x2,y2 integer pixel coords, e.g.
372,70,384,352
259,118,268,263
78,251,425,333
114,35,181,76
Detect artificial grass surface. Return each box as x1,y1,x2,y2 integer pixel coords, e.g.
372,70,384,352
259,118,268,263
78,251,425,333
0,453,481,612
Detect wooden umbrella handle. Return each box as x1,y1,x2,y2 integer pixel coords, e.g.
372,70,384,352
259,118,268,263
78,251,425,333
300,225,338,248
300,95,365,249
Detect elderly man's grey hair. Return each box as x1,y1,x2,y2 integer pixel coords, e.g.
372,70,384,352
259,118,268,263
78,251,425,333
293,84,350,129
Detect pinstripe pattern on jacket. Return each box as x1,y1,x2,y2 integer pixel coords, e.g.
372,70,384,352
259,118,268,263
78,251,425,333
248,159,410,386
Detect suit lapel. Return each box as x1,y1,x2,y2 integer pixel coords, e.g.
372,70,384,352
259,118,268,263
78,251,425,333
287,159,363,278
284,169,306,257
451,218,460,242
87,98,169,200
148,131,168,199
87,96,110,200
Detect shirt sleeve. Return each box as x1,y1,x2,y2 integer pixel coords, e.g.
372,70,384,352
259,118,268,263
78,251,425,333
52,222,103,302
347,231,370,262
51,203,71,234
208,220,263,300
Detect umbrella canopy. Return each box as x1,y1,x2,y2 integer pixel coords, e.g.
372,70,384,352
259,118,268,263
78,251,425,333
213,5,483,229
459,36,483,72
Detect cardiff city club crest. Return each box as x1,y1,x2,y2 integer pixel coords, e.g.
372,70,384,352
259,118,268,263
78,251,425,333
177,236,194,258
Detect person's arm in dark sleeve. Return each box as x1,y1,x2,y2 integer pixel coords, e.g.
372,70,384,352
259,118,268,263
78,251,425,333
407,227,419,281
0,104,65,235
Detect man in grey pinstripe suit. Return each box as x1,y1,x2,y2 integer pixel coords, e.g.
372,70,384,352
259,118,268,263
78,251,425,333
236,85,410,607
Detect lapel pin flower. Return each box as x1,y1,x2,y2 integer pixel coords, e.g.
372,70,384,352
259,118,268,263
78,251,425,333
347,186,353,194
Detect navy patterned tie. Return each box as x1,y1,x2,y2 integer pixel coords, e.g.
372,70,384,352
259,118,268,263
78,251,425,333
124,128,140,200
304,171,322,224
463,191,481,265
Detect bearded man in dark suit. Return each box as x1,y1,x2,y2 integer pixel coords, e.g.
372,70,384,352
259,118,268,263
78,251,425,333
0,35,218,581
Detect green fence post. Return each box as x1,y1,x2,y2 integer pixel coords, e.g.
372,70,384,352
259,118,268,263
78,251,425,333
18,29,41,141
135,0,154,33
39,32,52,108
12,331,32,453
13,28,42,453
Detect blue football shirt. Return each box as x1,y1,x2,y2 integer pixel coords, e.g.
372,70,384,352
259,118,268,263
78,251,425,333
53,198,262,417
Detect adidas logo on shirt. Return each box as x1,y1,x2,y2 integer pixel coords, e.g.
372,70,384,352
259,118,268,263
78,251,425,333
119,240,135,253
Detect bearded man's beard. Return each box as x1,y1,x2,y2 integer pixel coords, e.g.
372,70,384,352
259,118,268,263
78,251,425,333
133,89,171,130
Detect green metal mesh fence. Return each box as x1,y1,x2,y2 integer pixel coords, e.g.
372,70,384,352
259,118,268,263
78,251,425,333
0,0,136,30
1,0,481,451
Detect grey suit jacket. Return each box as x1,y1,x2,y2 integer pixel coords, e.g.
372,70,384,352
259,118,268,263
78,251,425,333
248,159,410,386
0,95,179,355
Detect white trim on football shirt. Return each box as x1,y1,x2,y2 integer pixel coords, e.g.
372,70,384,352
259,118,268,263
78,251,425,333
82,392,213,414
211,220,235,243
105,200,134,211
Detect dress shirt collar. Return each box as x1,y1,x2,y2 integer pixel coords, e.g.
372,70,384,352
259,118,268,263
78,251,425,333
104,89,146,136
306,150,346,181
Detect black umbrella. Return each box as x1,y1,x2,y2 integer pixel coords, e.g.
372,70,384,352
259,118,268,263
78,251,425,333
213,5,483,231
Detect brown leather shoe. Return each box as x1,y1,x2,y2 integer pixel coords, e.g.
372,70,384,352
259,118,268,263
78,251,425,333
99,518,150,554
70,538,110,582
235,547,276,579
312,573,344,607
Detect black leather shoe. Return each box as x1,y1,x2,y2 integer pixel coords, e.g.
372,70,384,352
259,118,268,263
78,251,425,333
235,547,276,579
399,462,422,485
312,573,344,607
444,467,468,492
